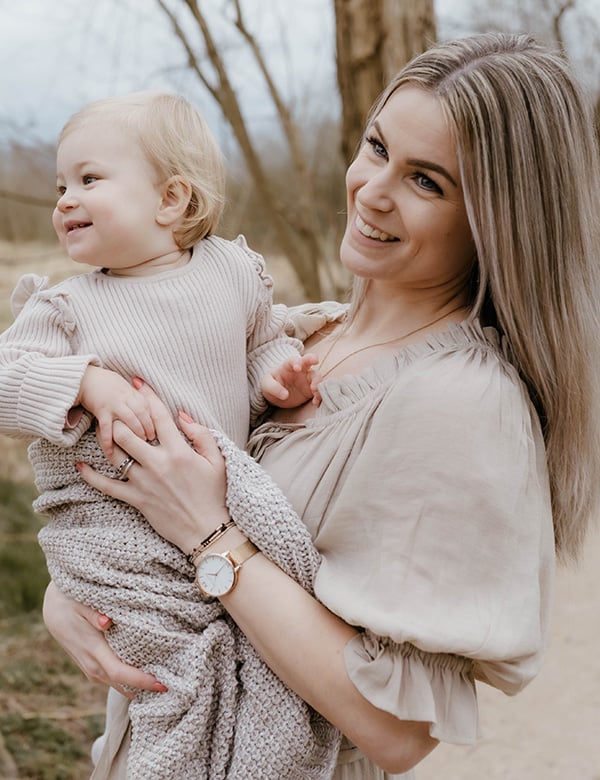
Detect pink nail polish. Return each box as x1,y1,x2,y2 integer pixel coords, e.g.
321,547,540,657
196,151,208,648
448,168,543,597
153,682,168,692
75,462,83,472
132,376,144,389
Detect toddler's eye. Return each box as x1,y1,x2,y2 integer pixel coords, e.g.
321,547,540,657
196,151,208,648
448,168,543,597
83,175,98,185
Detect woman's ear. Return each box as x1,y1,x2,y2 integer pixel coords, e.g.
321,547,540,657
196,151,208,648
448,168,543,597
156,176,192,227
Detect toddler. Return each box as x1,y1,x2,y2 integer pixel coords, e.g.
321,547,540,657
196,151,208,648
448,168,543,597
0,91,327,779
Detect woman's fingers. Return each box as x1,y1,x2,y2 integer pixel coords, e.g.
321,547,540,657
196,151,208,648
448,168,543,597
77,460,135,503
131,379,183,447
42,583,167,696
178,412,224,466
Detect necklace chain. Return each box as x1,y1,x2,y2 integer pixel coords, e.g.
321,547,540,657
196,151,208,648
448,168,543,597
318,304,466,380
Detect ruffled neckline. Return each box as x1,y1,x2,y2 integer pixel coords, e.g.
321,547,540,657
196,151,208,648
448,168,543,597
315,319,504,415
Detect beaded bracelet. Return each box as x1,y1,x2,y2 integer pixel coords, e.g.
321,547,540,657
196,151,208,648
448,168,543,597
188,520,236,567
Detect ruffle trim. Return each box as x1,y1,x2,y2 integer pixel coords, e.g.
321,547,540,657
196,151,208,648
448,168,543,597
10,273,77,335
317,319,511,414
344,630,479,746
284,300,349,342
232,234,273,289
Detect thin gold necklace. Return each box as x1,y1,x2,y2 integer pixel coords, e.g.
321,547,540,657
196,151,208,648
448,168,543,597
318,304,466,380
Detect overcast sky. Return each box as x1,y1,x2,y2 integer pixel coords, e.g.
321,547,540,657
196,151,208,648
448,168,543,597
0,0,598,148
0,0,474,147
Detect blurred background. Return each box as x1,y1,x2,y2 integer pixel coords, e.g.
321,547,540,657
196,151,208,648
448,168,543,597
1,1,599,777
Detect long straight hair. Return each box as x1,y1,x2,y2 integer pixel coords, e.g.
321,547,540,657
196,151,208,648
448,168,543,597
354,33,600,560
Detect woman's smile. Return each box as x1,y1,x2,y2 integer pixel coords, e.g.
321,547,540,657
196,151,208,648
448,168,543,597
354,213,399,242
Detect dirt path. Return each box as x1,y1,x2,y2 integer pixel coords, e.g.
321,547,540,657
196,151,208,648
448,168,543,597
417,524,600,779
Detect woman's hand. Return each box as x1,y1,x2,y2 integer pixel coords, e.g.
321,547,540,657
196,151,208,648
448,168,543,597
77,379,230,554
42,582,167,698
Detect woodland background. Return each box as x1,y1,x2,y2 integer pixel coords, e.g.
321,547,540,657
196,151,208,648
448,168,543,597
1,1,599,777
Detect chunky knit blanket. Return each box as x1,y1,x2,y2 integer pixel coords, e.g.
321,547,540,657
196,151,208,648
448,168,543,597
32,429,341,779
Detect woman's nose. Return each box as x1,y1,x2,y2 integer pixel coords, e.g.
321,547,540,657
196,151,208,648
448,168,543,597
355,169,396,213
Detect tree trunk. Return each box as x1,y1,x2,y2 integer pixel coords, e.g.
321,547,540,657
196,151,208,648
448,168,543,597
334,0,437,165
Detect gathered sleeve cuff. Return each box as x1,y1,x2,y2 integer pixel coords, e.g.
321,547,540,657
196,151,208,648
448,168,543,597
345,631,478,744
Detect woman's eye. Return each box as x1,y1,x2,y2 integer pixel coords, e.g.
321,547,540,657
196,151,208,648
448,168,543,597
365,135,388,159
414,173,442,194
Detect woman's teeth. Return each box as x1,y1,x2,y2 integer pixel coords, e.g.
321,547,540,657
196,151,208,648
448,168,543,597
355,214,397,242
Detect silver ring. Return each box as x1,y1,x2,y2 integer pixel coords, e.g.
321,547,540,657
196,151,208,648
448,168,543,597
116,455,136,481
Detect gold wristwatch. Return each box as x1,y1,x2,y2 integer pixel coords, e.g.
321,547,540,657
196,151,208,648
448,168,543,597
194,539,258,598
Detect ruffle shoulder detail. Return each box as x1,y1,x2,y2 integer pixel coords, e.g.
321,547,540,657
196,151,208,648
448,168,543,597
10,273,50,317
284,300,349,342
232,234,273,290
10,273,77,336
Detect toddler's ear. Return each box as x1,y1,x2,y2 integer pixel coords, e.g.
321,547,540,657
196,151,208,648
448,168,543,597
156,176,192,226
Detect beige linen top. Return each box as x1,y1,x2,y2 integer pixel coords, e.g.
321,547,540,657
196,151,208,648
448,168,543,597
248,302,555,748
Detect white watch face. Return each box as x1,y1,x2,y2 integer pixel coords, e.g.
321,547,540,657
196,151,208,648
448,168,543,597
196,553,236,597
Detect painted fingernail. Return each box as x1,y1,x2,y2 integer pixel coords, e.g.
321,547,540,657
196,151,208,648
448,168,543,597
153,682,169,692
132,376,144,389
75,462,83,472
178,411,194,423
98,614,111,629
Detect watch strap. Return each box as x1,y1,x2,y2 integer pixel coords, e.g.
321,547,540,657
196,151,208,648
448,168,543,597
229,539,258,567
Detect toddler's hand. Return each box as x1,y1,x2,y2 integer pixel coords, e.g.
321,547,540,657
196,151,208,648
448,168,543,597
261,353,319,409
78,366,156,456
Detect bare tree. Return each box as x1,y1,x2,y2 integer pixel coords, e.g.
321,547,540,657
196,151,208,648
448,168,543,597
153,0,438,300
155,0,335,300
334,0,437,165
467,0,600,125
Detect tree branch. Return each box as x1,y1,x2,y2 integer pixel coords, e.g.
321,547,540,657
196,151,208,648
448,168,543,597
231,0,308,182
155,0,218,99
553,0,576,51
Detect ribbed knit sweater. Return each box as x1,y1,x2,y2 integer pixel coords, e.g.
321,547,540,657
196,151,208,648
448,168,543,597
0,235,299,447
0,236,342,777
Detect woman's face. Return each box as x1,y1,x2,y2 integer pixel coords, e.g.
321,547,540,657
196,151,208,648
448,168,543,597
340,85,475,293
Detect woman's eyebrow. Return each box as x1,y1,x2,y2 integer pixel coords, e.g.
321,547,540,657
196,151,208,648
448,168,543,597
372,120,458,188
406,158,458,188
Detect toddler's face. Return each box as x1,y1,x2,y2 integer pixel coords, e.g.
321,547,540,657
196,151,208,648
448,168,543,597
53,120,173,271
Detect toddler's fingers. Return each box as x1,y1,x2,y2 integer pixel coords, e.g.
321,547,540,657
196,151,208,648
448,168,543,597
261,374,289,401
95,415,114,457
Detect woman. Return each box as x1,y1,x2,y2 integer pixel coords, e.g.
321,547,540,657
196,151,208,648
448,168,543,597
43,32,600,778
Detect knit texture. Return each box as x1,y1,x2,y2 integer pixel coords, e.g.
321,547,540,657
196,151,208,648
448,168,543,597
34,429,341,779
0,235,300,448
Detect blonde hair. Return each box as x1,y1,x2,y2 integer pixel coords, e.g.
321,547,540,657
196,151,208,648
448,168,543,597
59,91,225,248
357,33,600,560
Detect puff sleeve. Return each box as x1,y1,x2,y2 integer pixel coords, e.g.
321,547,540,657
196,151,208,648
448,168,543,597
0,274,99,444
313,338,555,744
